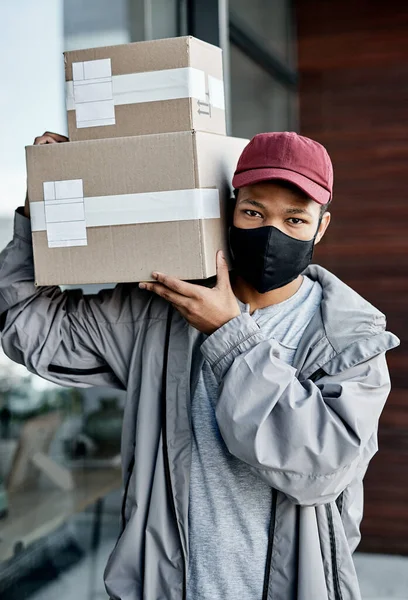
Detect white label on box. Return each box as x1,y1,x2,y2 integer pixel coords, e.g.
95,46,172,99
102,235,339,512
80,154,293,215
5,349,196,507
83,58,112,80
48,239,88,248
45,202,85,224
51,179,83,201
71,59,115,128
74,80,113,104
40,179,87,247
30,189,220,237
43,181,56,201
72,61,85,81
66,65,225,126
47,221,87,243
75,99,116,124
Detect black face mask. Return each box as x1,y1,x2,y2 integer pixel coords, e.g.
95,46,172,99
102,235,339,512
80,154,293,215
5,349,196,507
229,224,320,294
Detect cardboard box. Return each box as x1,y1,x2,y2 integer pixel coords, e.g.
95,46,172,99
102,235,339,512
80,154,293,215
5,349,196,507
65,36,226,141
26,132,248,286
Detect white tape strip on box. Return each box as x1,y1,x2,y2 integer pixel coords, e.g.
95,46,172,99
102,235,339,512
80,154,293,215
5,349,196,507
66,59,225,128
30,181,221,249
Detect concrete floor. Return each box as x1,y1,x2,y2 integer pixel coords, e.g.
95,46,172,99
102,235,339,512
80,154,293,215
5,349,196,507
26,545,408,600
5,491,408,600
28,540,110,600
354,553,408,600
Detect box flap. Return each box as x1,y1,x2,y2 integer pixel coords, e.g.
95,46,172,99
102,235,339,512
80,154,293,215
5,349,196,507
26,132,197,201
65,37,192,80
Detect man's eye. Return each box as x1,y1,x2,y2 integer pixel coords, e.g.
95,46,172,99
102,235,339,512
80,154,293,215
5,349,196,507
287,218,305,225
244,210,263,218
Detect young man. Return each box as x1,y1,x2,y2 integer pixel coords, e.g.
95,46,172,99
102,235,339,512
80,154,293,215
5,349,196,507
0,131,399,600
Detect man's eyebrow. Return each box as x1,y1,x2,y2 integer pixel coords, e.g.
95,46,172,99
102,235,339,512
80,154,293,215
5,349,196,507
285,207,313,217
238,198,266,210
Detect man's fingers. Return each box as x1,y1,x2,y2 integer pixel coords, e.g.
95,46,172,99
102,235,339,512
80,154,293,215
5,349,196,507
43,131,69,142
139,282,188,307
151,272,200,298
34,135,57,145
215,250,230,288
34,132,69,145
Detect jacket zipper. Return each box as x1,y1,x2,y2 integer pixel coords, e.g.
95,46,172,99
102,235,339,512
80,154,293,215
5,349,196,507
120,455,135,532
309,370,345,600
325,503,343,600
335,491,344,516
262,488,278,600
161,307,187,600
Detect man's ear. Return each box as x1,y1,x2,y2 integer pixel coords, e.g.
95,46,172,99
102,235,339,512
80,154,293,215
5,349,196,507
314,211,331,245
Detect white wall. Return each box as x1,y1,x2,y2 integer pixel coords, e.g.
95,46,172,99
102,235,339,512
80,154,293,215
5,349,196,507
0,0,65,219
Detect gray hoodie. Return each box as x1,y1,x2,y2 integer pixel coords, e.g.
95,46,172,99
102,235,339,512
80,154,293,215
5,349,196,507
0,210,400,600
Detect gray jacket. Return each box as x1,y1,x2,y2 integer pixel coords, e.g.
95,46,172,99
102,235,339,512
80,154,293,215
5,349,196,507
0,211,400,600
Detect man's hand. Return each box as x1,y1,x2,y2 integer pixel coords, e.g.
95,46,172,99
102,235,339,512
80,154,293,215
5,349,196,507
24,132,69,218
139,251,241,335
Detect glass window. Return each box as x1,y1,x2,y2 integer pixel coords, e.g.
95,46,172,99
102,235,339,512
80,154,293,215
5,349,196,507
230,43,297,139
229,0,296,68
150,0,178,39
64,0,132,49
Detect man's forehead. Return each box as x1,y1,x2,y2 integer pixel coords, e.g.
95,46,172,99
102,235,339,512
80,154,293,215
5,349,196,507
238,185,314,203
239,181,308,198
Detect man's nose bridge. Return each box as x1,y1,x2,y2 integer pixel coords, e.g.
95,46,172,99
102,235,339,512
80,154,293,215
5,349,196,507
264,217,282,230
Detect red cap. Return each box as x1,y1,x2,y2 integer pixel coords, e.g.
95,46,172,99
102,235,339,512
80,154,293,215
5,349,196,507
232,132,333,205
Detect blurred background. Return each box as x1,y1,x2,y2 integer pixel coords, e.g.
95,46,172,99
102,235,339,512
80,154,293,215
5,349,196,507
0,1,407,599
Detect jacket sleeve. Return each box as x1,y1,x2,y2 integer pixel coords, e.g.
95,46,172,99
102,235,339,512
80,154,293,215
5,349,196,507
201,313,392,506
0,210,157,389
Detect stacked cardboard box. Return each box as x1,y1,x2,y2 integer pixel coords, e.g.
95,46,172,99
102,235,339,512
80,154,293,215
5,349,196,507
26,36,248,285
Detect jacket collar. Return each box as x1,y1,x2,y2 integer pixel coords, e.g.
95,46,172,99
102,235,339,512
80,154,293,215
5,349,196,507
294,265,399,379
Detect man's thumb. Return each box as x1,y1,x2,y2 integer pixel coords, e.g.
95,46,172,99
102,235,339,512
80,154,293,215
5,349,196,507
216,250,229,286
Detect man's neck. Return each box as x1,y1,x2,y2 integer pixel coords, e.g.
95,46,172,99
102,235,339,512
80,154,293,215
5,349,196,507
231,274,304,314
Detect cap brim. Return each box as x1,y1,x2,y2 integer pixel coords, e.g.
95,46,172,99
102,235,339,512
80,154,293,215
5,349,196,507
232,167,331,205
